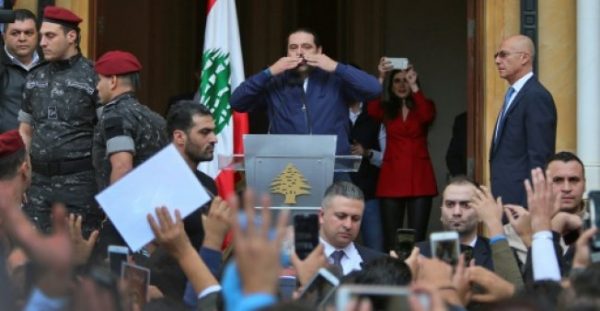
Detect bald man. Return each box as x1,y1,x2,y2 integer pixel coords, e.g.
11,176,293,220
490,35,556,207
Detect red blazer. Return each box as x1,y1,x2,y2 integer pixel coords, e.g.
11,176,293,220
367,91,438,197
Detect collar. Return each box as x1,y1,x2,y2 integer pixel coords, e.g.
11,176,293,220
349,103,363,124
510,71,533,93
319,236,360,260
4,45,40,71
464,235,478,248
50,53,81,71
104,91,137,108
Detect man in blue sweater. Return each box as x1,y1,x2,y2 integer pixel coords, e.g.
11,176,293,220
230,28,381,155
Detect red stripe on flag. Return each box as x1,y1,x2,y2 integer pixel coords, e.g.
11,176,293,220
206,0,217,13
233,111,248,154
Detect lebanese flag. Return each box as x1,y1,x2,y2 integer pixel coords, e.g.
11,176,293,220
198,0,248,199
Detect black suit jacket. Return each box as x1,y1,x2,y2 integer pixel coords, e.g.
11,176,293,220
349,106,381,200
416,236,494,271
356,243,387,264
489,76,556,207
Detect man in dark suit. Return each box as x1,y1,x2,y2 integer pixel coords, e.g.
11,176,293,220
319,181,386,275
490,35,557,207
417,177,494,271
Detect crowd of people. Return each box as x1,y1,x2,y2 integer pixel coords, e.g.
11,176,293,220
0,4,594,311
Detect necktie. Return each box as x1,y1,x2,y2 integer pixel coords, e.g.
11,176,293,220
331,250,345,272
494,87,515,143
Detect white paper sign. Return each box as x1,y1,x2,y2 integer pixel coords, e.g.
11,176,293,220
95,144,210,251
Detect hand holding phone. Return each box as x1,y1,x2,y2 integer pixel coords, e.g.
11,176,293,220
395,229,415,261
388,57,409,70
430,231,460,266
108,245,129,275
294,214,320,260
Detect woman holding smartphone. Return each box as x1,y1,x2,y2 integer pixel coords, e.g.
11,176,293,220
367,57,437,249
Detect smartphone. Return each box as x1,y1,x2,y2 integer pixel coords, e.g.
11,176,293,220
336,285,425,311
395,229,415,260
388,57,409,70
589,191,600,245
108,245,129,275
430,231,460,266
299,268,340,307
294,214,320,260
121,262,151,309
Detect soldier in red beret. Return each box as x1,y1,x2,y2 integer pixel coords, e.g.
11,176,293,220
93,50,167,188
91,50,168,248
17,6,101,236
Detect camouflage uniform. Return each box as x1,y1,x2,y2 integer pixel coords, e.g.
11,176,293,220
92,92,168,191
18,54,101,236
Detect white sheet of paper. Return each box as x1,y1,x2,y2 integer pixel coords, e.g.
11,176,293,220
95,144,210,251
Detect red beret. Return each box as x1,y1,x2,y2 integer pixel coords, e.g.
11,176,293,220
95,50,142,76
43,6,82,28
0,130,24,157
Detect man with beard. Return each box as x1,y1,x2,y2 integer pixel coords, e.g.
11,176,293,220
417,176,494,271
230,28,381,155
166,100,218,250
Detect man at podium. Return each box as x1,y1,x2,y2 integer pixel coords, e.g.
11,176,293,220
230,28,381,155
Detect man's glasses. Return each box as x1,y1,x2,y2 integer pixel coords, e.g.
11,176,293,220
494,50,526,59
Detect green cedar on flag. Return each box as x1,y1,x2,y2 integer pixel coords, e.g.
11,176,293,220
198,0,248,198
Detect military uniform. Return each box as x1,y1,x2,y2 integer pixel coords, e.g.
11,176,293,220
93,92,168,190
18,53,101,235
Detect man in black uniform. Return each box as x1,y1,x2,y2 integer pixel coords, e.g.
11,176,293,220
17,6,100,236
0,9,44,133
92,50,167,190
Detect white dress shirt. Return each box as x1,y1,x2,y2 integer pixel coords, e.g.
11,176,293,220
320,238,363,275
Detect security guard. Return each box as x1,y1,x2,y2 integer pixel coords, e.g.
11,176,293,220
92,50,168,251
17,6,101,236
92,50,168,190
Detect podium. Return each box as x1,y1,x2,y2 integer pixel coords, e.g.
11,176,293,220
219,134,362,211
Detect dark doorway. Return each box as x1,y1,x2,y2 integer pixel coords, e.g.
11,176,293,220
91,0,204,115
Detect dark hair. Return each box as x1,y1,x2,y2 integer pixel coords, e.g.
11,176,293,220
166,100,213,138
447,175,480,189
322,181,364,208
59,24,81,50
382,69,418,120
545,151,585,175
6,9,39,30
0,148,26,180
119,72,141,91
571,263,600,299
352,257,412,286
287,27,321,48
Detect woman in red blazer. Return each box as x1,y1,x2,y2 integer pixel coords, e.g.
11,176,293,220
367,57,437,249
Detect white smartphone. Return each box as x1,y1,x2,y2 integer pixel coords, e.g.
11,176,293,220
336,285,423,311
430,231,460,266
388,57,409,70
299,267,340,307
108,245,129,275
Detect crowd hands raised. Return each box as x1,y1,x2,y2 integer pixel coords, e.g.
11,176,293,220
1,164,598,311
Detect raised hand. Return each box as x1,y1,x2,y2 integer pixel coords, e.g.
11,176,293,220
377,57,394,83
525,168,561,233
268,56,303,76
147,206,192,258
471,186,504,236
505,204,533,247
290,243,327,287
468,266,515,303
68,213,99,266
233,191,289,295
303,53,338,72
202,196,233,251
